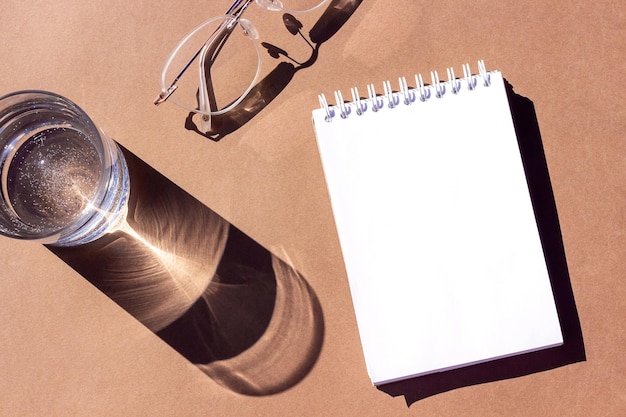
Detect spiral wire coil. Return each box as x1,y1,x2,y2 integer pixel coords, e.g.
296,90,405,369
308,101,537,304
319,60,492,122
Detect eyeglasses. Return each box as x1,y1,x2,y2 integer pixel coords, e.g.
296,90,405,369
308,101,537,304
154,0,328,133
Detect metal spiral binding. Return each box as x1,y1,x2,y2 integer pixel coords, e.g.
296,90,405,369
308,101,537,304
318,60,491,122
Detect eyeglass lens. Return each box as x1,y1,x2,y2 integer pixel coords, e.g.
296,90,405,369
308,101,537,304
162,16,260,115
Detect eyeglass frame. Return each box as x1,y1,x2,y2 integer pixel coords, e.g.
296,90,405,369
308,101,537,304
154,0,329,132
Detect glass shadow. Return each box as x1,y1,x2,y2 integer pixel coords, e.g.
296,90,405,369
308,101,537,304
48,146,324,396
376,82,586,406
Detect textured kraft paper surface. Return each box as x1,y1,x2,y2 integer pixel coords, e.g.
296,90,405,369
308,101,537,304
0,1,624,416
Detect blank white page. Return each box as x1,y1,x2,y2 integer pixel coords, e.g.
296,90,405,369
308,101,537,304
312,69,563,385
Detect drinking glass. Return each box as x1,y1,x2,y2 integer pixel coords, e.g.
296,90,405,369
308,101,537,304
0,90,129,246
0,90,324,394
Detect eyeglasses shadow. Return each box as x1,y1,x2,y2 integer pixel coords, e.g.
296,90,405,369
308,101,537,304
185,0,364,141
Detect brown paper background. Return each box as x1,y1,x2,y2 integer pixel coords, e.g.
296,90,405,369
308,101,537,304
0,0,623,415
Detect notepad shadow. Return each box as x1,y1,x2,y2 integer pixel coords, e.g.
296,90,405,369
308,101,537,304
376,81,586,406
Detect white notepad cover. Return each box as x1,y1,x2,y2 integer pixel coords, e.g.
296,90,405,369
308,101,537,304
312,69,563,385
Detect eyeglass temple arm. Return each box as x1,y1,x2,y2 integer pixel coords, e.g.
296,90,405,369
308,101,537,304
198,19,240,113
154,0,253,106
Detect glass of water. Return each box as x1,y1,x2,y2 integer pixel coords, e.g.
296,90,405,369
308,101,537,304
0,90,129,246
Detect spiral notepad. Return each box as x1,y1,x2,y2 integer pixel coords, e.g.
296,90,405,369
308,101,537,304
311,61,563,385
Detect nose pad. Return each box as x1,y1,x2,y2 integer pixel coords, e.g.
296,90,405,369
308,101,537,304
255,0,284,12
239,18,259,40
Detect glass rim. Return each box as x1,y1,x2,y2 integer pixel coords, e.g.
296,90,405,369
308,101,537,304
0,90,119,243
